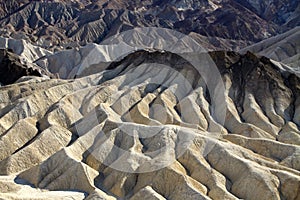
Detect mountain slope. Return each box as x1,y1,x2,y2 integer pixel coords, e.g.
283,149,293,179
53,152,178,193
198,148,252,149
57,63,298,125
0,0,284,50
241,26,300,69
234,0,300,25
0,48,54,85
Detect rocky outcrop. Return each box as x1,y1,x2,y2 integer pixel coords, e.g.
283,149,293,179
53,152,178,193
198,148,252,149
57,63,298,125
0,48,299,199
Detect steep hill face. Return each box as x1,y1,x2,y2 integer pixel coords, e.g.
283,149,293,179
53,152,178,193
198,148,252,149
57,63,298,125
0,46,300,199
0,0,294,50
241,26,300,69
0,49,54,85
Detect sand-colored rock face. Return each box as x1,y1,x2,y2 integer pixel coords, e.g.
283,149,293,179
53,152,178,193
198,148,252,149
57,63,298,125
0,45,300,200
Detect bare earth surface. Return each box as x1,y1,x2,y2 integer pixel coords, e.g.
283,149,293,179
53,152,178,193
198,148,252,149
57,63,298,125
0,28,300,199
0,1,299,200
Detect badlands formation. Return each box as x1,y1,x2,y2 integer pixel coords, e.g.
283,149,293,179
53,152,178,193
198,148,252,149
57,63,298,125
0,27,299,200
241,27,300,69
0,0,299,51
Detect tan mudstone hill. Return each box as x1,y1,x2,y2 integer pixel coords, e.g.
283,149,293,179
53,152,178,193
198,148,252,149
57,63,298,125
0,43,300,199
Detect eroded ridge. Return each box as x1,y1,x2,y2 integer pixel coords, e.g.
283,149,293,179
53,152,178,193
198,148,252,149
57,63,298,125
0,50,300,200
